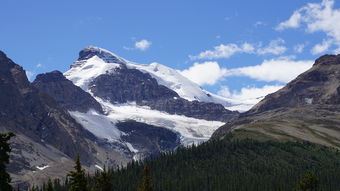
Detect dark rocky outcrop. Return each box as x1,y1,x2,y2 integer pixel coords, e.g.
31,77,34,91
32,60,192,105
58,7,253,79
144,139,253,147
0,51,98,163
32,70,103,113
144,98,238,122
90,67,178,103
77,46,126,64
116,120,180,158
90,67,238,122
0,51,127,187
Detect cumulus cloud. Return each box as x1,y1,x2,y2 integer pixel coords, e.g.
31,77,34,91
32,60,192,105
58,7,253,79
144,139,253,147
276,11,302,30
276,0,340,51
135,39,152,51
180,62,227,86
218,85,283,111
189,43,254,60
181,57,313,87
227,58,314,83
311,39,332,54
257,39,287,55
190,39,288,60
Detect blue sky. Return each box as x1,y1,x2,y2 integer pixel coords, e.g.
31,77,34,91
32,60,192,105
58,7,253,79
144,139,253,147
1,0,340,104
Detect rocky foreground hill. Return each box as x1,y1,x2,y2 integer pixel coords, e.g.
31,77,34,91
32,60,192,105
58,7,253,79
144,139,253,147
213,54,340,149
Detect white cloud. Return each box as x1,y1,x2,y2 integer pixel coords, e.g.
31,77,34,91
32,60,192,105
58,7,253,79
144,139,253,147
190,39,288,60
277,0,340,50
182,57,313,86
36,63,42,68
311,39,332,54
294,44,305,53
135,39,152,51
276,11,302,30
254,21,266,27
180,62,227,86
227,58,314,83
218,85,283,111
334,47,340,54
257,39,287,55
189,43,254,60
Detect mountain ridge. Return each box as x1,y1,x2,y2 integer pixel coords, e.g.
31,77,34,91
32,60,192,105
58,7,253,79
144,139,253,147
213,54,340,149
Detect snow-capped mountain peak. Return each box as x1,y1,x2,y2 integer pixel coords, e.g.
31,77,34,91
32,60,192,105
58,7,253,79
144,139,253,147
65,46,233,107
77,46,127,64
64,55,122,90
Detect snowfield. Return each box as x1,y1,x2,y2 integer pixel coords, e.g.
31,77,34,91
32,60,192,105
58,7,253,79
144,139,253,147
70,98,225,146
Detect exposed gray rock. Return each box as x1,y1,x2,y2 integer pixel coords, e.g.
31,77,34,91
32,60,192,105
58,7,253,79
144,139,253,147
90,67,238,122
0,51,128,188
116,120,181,159
32,70,103,113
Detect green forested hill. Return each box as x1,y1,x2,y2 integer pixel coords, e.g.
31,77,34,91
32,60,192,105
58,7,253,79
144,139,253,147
45,135,340,191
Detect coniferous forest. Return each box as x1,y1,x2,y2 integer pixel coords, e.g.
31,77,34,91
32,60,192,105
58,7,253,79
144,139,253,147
26,134,340,191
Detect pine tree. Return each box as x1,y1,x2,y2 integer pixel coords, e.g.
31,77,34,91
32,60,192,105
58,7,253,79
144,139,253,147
137,165,153,191
67,154,88,191
45,178,53,191
294,171,319,191
0,132,15,191
94,167,113,191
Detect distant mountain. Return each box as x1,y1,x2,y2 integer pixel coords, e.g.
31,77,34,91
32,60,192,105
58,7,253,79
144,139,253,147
213,54,340,149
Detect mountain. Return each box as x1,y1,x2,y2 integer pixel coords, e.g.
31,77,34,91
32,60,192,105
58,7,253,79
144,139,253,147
61,46,237,146
0,47,239,187
32,70,182,160
0,51,128,187
213,54,340,148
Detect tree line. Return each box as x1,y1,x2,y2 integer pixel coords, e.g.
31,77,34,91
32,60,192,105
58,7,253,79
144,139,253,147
2,132,340,190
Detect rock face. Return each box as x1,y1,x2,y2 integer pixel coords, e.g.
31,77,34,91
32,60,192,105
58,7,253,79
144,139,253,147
90,67,238,122
246,54,340,115
116,120,180,159
213,54,340,149
90,67,178,103
78,46,126,64
32,70,103,113
0,51,127,187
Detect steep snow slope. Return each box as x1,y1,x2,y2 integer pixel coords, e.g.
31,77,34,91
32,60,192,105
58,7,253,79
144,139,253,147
126,62,231,106
65,55,122,90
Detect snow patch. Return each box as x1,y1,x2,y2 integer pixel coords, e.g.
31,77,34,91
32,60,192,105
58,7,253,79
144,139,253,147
305,98,313,105
69,110,121,142
95,165,104,171
125,142,138,153
36,165,49,171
